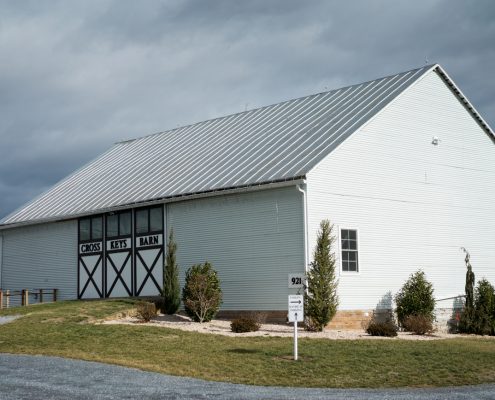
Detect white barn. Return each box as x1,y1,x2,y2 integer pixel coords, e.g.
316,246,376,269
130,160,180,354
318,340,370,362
0,64,493,328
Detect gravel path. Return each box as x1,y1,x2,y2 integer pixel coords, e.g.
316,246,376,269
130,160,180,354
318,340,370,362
1,354,494,400
0,315,20,325
101,313,468,340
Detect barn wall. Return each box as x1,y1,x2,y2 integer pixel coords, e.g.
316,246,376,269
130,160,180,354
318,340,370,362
167,185,305,311
307,69,495,313
1,220,78,301
0,235,3,287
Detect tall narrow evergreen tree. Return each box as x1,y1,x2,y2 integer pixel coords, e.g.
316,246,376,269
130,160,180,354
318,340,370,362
459,247,476,333
162,228,180,314
304,220,339,331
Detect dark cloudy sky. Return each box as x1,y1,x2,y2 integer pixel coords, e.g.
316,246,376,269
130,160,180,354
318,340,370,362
0,0,494,219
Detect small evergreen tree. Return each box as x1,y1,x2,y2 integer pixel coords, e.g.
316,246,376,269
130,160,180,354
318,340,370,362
182,261,222,323
473,279,495,336
395,270,435,329
459,248,476,333
162,229,180,314
304,220,339,331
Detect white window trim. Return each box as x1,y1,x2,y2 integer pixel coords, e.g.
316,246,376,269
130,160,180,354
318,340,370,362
338,227,360,275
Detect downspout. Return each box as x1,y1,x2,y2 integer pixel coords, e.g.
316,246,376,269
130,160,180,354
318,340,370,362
296,182,309,273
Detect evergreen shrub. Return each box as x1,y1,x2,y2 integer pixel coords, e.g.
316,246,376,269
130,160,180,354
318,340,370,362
304,220,339,332
395,270,435,329
182,261,222,323
162,229,181,314
473,278,495,336
459,248,476,333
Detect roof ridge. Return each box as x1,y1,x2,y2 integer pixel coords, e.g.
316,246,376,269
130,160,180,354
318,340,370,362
116,64,436,145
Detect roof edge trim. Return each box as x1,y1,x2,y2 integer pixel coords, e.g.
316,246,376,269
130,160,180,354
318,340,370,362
434,64,495,140
0,177,305,231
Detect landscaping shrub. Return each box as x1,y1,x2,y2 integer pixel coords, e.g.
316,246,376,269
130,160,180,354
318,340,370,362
364,311,398,337
305,220,338,332
182,261,222,323
153,298,165,313
251,311,268,325
231,317,261,333
473,278,495,336
403,314,434,335
162,228,181,314
136,301,157,322
459,248,476,333
395,270,435,329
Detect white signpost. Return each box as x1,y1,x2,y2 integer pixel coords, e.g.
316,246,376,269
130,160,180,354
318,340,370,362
288,294,304,360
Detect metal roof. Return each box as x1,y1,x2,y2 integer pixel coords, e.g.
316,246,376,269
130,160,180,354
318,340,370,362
3,63,489,228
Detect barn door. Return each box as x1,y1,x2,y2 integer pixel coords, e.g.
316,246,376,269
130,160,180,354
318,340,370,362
105,211,133,297
78,216,104,299
134,206,164,296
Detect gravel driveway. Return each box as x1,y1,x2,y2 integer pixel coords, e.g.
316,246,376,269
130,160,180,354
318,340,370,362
0,354,494,400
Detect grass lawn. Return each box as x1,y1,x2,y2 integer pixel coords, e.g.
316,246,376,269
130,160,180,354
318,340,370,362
1,300,495,388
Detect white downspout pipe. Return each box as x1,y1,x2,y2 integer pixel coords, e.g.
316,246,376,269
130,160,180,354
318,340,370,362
296,183,309,273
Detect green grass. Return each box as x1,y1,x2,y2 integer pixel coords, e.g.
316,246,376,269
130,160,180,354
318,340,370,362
1,300,495,388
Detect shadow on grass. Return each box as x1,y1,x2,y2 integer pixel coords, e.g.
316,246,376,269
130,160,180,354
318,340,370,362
227,348,262,354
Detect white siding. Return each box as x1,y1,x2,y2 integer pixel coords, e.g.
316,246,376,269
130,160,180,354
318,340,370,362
307,70,495,311
0,235,3,287
167,186,304,310
2,220,78,300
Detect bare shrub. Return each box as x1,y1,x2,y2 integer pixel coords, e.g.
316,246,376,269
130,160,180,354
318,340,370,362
364,311,398,337
403,314,435,335
231,317,260,333
136,301,157,322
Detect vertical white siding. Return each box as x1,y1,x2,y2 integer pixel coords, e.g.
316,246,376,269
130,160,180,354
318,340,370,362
167,186,304,310
2,220,78,300
307,70,495,311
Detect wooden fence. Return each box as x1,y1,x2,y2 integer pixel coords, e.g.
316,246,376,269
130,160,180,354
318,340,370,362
0,288,58,309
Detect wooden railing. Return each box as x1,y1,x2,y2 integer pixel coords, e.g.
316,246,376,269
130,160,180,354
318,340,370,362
0,288,58,309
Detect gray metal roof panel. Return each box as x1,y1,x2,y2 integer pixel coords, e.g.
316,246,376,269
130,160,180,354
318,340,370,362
1,64,449,226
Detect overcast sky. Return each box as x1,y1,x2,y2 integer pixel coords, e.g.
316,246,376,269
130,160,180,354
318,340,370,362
0,0,494,219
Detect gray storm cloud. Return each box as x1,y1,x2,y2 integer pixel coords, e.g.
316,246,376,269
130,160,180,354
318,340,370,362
0,0,494,219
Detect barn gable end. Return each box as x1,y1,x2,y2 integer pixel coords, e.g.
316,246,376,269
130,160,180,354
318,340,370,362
306,68,495,327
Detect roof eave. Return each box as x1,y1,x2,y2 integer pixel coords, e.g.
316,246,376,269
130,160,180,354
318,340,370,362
0,176,306,231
